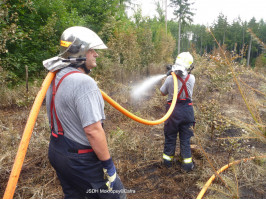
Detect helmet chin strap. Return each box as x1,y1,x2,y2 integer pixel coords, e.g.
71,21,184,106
62,57,86,63
63,57,91,74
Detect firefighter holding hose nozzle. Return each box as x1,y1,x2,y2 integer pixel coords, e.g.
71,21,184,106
160,52,195,172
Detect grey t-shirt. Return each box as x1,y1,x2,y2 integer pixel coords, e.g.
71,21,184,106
46,67,105,146
160,74,195,101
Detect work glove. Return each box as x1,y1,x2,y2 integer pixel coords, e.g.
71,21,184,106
165,64,173,76
166,64,172,71
166,70,172,76
102,157,117,191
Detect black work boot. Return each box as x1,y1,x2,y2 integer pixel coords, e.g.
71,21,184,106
163,159,173,168
181,162,194,173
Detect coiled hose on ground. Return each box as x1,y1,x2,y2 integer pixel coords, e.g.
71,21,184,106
197,155,266,199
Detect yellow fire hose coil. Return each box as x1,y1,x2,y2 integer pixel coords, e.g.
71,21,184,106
197,155,266,199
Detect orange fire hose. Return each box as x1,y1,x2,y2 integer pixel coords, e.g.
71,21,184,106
3,71,177,199
196,155,266,199
3,72,56,199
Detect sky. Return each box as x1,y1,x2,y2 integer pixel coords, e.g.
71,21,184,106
127,0,266,25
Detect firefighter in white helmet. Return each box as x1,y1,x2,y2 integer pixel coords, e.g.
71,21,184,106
160,52,195,172
43,26,126,198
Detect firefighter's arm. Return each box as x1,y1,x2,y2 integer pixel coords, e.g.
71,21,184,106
84,121,110,161
84,121,117,190
161,91,167,96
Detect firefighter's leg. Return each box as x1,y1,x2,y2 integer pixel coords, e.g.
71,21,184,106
49,145,84,198
179,123,194,172
163,120,178,167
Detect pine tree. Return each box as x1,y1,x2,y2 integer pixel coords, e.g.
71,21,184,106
170,0,194,54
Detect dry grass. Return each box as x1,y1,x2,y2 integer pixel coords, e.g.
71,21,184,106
0,107,63,199
191,45,265,198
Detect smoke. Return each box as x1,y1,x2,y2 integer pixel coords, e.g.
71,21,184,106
131,74,166,100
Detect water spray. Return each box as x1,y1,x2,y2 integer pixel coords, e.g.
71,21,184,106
131,74,166,100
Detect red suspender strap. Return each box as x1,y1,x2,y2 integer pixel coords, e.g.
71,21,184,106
50,78,58,137
56,71,81,91
50,71,81,137
176,74,190,99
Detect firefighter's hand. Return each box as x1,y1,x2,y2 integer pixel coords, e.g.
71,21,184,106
166,64,172,71
102,157,117,191
166,70,172,76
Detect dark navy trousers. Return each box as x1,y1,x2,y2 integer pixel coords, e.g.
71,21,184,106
48,135,126,199
164,99,195,159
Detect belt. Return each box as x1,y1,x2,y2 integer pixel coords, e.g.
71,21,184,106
167,99,193,105
68,148,94,154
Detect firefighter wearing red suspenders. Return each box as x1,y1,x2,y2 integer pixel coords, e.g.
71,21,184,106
160,52,195,172
43,26,126,198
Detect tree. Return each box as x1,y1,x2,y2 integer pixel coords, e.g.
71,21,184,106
155,1,165,23
63,0,122,32
241,21,248,61
190,24,209,55
133,10,155,69
247,17,259,66
0,0,128,82
246,34,252,67
228,18,242,55
0,0,87,81
213,13,228,46
170,0,194,54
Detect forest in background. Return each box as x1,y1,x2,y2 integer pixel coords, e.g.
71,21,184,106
0,0,265,87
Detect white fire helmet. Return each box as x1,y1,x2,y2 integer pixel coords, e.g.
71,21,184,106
175,52,193,69
172,52,193,76
43,26,107,71
59,26,107,59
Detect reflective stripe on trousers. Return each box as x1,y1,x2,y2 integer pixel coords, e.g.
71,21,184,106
163,153,174,161
183,157,192,164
